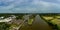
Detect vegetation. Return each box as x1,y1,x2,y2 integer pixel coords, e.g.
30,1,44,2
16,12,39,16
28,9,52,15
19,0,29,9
16,15,24,19
0,14,60,30
28,19,34,25
0,23,11,30
41,14,60,30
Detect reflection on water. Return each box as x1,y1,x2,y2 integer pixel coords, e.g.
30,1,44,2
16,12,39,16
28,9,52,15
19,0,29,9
20,15,53,30
0,14,58,30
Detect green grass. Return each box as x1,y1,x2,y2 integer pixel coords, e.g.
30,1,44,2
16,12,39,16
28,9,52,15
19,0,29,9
28,19,34,25
42,15,60,30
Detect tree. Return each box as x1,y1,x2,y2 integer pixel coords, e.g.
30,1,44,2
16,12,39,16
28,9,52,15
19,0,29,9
0,23,11,30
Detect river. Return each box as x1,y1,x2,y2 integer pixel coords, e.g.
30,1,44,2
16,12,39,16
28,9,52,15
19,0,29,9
19,15,53,30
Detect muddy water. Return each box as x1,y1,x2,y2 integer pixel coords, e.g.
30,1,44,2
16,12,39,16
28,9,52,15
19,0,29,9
20,15,53,30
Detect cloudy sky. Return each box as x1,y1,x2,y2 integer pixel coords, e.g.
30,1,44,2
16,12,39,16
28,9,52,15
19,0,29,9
0,0,60,13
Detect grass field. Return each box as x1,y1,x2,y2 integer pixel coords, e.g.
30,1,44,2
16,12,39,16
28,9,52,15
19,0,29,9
42,15,60,30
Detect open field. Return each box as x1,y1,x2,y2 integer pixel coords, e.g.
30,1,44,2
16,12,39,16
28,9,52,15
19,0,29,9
41,14,60,30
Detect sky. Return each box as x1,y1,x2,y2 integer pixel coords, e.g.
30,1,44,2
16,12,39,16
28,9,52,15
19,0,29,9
0,0,60,13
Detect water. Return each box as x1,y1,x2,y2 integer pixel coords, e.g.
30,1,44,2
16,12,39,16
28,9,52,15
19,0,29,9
20,15,53,30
